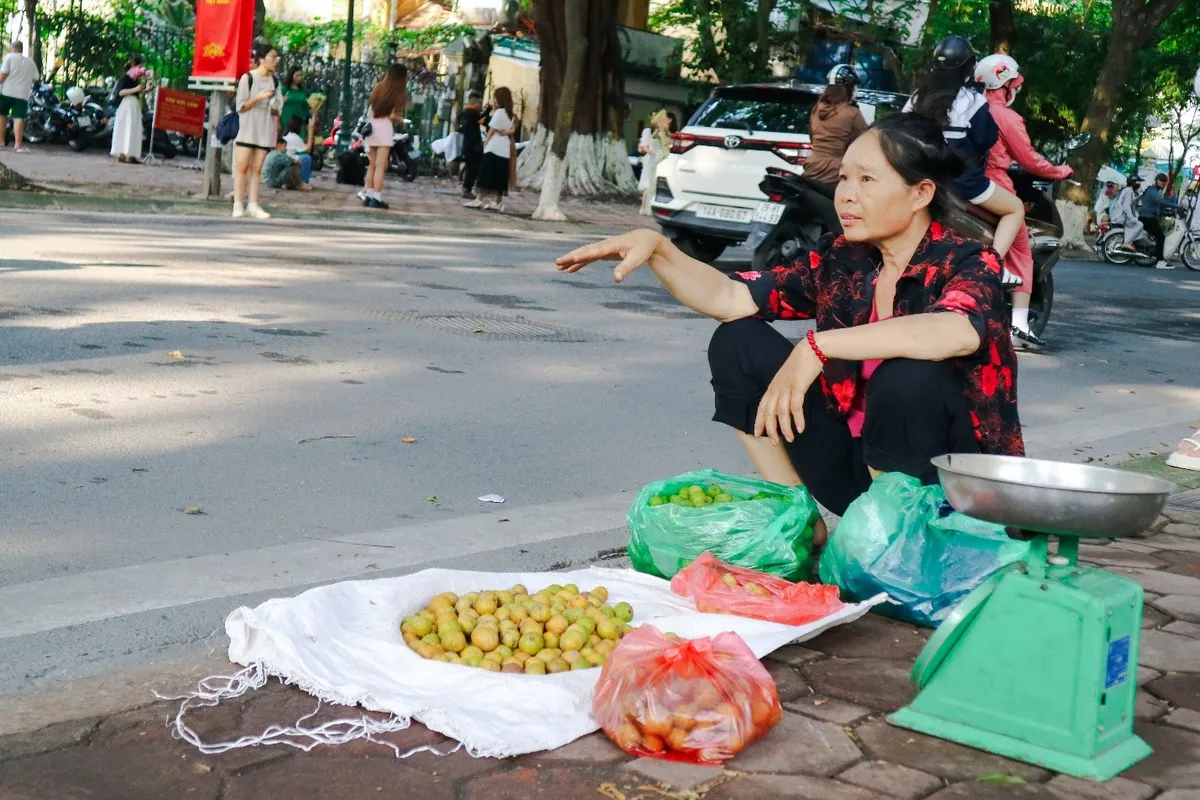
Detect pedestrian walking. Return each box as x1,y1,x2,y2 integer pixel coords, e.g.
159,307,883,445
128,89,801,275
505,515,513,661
0,41,39,153
638,109,673,214
359,63,408,210
458,90,484,198
464,86,516,212
232,41,283,220
110,56,147,163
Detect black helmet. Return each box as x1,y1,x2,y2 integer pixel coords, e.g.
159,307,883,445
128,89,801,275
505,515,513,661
1128,175,1144,187
827,64,860,86
932,36,978,71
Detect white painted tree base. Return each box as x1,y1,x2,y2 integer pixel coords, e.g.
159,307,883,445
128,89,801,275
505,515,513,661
519,128,638,222
1057,200,1091,251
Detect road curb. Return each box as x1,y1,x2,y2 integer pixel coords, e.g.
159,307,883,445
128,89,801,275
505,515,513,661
0,190,633,239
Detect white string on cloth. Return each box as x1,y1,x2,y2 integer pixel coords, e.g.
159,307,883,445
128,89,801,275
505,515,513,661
156,663,462,759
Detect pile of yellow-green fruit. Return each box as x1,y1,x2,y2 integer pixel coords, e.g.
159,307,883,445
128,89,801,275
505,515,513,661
400,583,636,675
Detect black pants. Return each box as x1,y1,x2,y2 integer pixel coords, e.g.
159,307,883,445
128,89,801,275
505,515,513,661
1141,216,1165,261
708,318,980,516
462,149,483,192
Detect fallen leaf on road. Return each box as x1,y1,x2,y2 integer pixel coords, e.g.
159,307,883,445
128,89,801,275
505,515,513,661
183,507,203,515
167,350,184,359
426,495,440,506
402,436,416,444
478,494,505,504
472,328,485,333
813,698,828,706
1116,389,1136,394
1098,359,1110,363
498,518,510,523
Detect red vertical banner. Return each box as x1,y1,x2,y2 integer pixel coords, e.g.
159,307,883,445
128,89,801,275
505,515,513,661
192,0,255,81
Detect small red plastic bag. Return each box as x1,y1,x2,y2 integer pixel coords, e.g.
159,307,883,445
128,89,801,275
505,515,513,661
671,552,844,625
593,625,782,765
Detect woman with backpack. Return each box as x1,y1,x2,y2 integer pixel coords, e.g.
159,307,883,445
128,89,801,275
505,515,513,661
232,41,283,220
904,36,1024,262
110,56,147,164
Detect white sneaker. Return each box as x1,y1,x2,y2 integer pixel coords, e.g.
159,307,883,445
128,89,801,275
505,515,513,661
246,203,271,220
1155,261,1173,270
463,199,483,209
231,203,245,219
482,201,505,212
356,190,368,202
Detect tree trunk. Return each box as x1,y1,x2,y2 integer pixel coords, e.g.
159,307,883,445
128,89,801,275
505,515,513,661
1057,0,1186,247
254,0,266,38
23,0,41,73
533,0,587,221
988,0,1015,54
520,0,637,217
754,0,777,79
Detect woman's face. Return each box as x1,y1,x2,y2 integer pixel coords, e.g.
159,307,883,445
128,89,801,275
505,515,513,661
261,49,280,72
835,130,934,244
291,69,303,87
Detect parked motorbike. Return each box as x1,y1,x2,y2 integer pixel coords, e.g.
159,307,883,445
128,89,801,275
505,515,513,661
746,163,1067,339
18,84,102,151
389,119,419,182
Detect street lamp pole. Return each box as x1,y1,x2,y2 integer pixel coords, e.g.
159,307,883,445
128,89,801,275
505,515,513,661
338,0,355,153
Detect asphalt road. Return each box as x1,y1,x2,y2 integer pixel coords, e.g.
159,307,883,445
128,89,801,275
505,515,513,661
1,210,1197,693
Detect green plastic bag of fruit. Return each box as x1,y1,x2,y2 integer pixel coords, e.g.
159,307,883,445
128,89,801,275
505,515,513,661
627,470,821,581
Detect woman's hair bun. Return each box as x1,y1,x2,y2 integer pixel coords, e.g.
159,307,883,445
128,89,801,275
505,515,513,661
868,113,966,219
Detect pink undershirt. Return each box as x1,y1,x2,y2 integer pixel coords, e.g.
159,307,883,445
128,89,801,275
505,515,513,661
846,304,884,438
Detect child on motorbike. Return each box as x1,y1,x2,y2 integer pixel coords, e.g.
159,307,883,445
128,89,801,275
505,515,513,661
905,37,1025,262
975,54,1072,346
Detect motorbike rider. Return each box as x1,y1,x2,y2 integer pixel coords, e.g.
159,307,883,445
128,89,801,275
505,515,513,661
974,53,1072,346
1139,172,1179,270
1110,176,1145,253
804,64,868,192
905,36,1025,263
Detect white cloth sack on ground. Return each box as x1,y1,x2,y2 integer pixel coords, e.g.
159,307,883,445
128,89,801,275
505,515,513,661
194,566,880,758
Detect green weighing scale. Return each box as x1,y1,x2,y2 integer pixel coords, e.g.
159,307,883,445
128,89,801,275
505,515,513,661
889,454,1177,781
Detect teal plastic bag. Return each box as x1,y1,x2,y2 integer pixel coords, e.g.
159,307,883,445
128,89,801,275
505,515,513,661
627,469,821,581
818,472,1029,628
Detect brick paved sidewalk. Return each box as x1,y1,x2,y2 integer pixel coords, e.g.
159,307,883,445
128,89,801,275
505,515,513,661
2,493,1199,800
0,146,654,232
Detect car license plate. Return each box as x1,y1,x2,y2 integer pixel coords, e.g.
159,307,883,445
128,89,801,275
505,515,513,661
753,202,785,225
77,117,93,129
695,204,753,224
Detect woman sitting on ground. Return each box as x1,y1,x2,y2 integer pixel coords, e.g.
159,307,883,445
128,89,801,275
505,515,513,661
557,114,1023,541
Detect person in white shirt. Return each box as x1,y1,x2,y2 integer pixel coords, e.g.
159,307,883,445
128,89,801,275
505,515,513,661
465,86,517,212
281,114,317,190
0,41,40,152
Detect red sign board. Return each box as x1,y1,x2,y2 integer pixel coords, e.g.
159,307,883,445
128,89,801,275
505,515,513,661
192,0,255,81
154,88,206,136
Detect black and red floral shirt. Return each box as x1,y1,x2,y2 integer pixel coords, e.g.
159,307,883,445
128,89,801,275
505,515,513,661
732,221,1024,457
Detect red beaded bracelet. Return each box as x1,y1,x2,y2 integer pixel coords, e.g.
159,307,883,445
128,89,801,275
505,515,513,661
806,329,829,365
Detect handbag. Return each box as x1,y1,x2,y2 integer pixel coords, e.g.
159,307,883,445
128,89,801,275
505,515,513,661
216,109,240,144
357,118,373,138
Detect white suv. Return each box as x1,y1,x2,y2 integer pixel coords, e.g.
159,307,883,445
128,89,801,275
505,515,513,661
650,82,899,262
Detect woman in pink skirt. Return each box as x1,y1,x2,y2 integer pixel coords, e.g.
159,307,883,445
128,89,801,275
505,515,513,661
360,63,408,210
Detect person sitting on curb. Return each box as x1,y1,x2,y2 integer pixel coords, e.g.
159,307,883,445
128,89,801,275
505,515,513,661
262,135,310,191
281,115,317,191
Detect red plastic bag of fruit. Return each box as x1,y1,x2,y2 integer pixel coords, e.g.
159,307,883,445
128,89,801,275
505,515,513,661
593,625,781,765
671,552,844,626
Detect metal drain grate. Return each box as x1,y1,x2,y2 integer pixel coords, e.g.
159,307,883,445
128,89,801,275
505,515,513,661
361,310,606,342
422,315,559,337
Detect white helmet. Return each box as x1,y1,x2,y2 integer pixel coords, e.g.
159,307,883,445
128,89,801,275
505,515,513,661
65,86,86,106
974,54,1022,90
